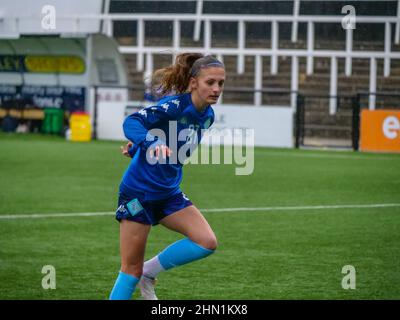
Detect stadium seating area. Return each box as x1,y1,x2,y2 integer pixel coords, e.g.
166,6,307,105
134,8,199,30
1,0,399,148
117,36,400,144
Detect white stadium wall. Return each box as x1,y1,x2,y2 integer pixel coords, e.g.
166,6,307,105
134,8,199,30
97,102,294,148
203,105,293,148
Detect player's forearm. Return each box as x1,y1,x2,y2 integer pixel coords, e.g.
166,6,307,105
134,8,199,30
123,116,159,151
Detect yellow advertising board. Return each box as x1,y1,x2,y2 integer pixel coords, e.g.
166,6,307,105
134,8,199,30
24,56,85,73
0,55,85,74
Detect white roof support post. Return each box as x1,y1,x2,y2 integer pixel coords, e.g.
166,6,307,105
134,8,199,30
384,22,391,77
217,53,224,104
237,20,245,74
369,57,377,110
106,18,113,37
102,0,112,36
137,19,144,71
193,0,203,42
173,19,180,62
271,21,279,75
254,55,262,107
345,28,353,76
291,0,300,42
306,21,314,75
144,52,154,84
86,34,93,115
102,0,111,30
329,56,338,115
204,19,211,54
291,55,298,111
395,0,400,44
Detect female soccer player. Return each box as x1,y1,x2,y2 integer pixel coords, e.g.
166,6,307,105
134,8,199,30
109,53,225,300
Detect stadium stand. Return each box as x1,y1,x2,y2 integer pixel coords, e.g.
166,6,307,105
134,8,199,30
1,0,400,149
109,0,400,148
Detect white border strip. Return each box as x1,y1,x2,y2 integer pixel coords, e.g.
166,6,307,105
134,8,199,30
0,203,399,220
202,203,400,213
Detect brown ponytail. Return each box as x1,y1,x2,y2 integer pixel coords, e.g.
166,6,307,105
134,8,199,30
153,52,203,95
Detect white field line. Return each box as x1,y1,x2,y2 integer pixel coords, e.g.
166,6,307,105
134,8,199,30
0,203,399,220
255,151,400,161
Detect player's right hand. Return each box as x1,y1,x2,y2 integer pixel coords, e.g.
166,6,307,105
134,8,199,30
121,141,133,158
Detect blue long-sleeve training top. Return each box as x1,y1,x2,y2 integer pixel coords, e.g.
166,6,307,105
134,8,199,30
120,92,215,200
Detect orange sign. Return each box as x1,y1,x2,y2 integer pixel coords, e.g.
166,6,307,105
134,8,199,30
360,110,400,152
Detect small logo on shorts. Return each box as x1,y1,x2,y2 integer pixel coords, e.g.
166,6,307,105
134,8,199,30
182,193,190,201
117,205,127,213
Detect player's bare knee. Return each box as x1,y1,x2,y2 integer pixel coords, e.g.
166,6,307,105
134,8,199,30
196,234,218,251
207,235,218,251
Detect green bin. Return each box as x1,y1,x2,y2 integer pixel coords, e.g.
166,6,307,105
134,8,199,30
41,108,64,134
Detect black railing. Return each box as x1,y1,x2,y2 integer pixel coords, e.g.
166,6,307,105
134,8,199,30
294,93,356,150
351,95,361,151
295,94,305,149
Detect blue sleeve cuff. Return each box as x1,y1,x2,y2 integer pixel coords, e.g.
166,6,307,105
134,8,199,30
140,134,167,151
128,144,139,158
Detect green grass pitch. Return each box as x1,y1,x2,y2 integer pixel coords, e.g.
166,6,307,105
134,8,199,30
0,132,399,299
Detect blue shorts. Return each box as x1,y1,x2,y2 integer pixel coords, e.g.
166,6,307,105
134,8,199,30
115,191,193,226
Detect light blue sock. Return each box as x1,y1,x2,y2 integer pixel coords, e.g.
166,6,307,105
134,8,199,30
109,271,139,300
158,238,215,270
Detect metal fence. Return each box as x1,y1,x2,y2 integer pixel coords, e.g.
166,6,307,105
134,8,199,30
295,91,400,150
